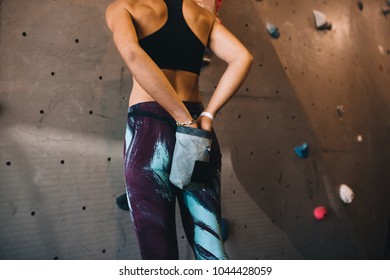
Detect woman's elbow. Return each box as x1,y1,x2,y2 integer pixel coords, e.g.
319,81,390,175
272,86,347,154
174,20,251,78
245,49,254,65
113,36,139,63
239,49,253,70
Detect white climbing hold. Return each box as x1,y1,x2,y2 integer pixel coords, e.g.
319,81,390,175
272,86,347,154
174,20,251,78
313,10,332,30
313,10,327,27
336,105,346,117
266,22,280,38
357,135,363,142
339,184,355,204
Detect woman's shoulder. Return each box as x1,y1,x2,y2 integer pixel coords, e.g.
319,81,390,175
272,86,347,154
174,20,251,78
184,0,216,20
183,0,217,38
106,0,140,15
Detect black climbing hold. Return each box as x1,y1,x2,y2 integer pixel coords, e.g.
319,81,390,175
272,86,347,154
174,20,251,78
6,161,11,166
357,1,363,11
116,193,129,211
22,32,27,36
221,218,229,241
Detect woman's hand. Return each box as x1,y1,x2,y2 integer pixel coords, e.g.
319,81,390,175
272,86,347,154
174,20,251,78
197,115,213,132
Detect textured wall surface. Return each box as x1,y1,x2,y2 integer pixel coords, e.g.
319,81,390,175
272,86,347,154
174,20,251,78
1,0,389,260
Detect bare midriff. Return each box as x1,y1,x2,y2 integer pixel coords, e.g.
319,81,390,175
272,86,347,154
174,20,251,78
128,69,202,106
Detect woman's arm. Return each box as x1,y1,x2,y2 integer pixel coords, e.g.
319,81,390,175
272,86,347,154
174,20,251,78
105,1,195,125
199,21,253,131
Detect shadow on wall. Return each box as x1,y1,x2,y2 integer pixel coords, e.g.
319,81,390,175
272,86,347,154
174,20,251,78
217,0,390,259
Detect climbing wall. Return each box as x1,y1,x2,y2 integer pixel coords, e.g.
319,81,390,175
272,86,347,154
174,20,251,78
208,0,390,259
1,0,390,260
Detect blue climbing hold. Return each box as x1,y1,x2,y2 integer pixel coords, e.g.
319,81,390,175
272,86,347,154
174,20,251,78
221,218,229,242
266,22,280,39
388,0,390,6
294,143,309,158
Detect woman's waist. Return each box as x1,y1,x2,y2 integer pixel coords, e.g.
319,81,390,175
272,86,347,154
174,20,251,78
128,85,203,110
130,73,202,104
128,98,204,120
129,89,202,104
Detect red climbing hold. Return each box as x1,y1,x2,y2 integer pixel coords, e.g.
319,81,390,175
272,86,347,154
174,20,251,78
313,206,327,220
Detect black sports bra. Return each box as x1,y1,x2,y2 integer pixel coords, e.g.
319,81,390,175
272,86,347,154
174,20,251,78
138,0,206,75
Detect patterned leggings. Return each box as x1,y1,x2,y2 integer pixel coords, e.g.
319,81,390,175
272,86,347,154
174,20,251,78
124,101,228,260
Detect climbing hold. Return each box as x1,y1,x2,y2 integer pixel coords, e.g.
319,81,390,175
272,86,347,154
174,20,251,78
215,0,223,13
357,134,364,142
313,206,327,220
221,218,229,242
294,142,309,158
313,10,332,30
382,7,390,16
116,193,129,211
202,48,213,67
378,45,385,55
357,1,364,11
336,105,346,117
266,22,280,39
388,0,390,6
339,184,355,204
202,54,211,66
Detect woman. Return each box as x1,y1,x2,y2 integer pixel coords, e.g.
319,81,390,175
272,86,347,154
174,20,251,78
106,0,253,260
